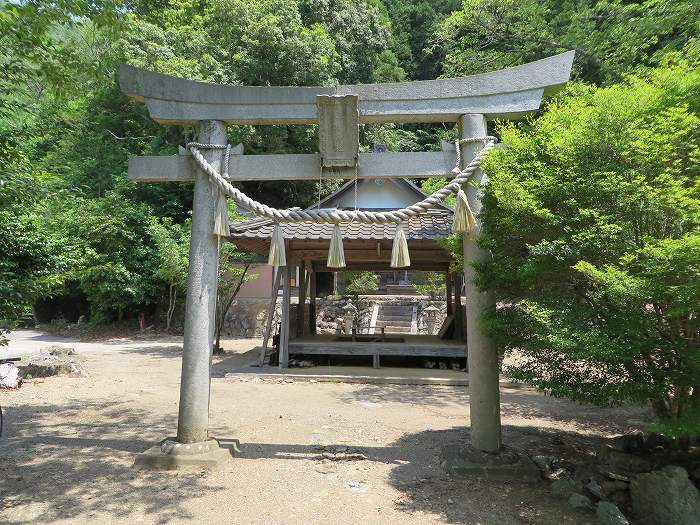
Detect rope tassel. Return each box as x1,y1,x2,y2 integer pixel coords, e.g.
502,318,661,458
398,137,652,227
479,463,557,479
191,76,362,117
390,225,410,268
268,224,287,267
452,189,477,234
327,224,346,268
213,192,231,237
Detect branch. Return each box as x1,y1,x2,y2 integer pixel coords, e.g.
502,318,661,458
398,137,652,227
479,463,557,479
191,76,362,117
106,129,154,141
537,40,602,64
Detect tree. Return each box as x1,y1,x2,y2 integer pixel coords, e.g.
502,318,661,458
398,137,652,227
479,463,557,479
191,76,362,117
147,217,189,330
433,0,700,84
341,271,380,295
214,242,255,354
414,272,446,300
478,62,700,437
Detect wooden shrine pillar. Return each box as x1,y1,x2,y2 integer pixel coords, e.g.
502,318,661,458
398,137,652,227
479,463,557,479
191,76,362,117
176,120,225,444
445,270,453,316
452,272,464,341
460,114,502,453
297,262,307,337
279,259,294,368
308,263,317,335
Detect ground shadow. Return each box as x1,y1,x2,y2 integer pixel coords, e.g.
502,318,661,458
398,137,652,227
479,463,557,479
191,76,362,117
224,423,616,525
0,399,229,524
383,424,607,525
338,384,469,408
341,383,650,434
211,347,261,377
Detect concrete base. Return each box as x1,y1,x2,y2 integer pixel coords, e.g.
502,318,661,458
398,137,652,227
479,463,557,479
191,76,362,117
133,438,234,471
442,444,541,482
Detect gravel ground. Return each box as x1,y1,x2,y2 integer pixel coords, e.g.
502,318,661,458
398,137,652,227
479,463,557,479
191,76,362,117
0,330,650,524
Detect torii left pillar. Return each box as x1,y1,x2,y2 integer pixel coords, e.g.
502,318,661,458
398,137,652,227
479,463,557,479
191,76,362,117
134,120,231,469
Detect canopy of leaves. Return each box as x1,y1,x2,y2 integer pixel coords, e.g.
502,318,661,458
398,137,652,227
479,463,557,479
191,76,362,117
478,62,700,429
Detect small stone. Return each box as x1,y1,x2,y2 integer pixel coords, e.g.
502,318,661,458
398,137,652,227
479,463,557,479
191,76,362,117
551,477,583,498
596,501,629,525
568,493,593,510
587,479,605,499
532,455,553,471
447,498,454,504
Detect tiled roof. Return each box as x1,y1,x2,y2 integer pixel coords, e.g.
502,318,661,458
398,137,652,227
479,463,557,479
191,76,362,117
229,209,454,241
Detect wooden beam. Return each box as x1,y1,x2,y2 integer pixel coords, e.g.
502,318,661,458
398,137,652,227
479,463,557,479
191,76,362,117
128,151,457,183
297,263,307,337
314,262,451,272
259,267,282,366
308,266,317,335
445,270,453,316
279,265,292,368
293,249,451,262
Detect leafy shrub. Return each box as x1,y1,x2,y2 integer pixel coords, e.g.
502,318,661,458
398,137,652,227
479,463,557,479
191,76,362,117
480,62,700,434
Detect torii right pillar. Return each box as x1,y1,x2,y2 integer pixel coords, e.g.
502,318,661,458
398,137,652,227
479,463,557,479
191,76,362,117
460,114,502,453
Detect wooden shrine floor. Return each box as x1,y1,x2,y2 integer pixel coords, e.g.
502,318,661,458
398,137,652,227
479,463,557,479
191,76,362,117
288,334,466,362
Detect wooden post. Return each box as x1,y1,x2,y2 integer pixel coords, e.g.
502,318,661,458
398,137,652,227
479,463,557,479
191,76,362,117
453,272,463,341
259,267,282,366
445,270,453,316
279,261,293,368
460,114,502,453
308,265,317,335
176,120,225,444
297,262,307,337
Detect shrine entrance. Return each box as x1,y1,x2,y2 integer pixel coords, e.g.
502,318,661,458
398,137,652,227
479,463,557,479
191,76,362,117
118,51,574,469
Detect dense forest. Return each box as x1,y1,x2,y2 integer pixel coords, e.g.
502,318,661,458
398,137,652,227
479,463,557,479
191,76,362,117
1,1,698,432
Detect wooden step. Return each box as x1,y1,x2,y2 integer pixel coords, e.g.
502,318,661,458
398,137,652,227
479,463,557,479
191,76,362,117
375,320,412,328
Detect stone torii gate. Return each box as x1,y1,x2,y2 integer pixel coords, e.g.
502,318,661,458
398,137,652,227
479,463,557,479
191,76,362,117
119,51,574,470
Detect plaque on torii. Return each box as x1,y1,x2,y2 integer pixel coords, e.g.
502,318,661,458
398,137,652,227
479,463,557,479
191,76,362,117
118,52,574,465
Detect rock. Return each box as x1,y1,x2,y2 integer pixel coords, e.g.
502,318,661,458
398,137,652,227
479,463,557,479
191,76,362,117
596,501,629,525
596,445,654,474
551,477,584,498
532,455,554,472
602,480,630,497
22,352,84,378
568,493,593,510
587,479,605,499
691,467,700,484
630,465,700,525
44,345,76,356
0,362,21,389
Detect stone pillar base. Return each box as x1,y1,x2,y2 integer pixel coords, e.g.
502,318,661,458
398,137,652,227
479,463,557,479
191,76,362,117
442,444,541,482
133,437,235,471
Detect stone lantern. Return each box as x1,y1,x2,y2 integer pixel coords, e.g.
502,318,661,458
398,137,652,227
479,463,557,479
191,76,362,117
424,304,440,335
343,300,358,335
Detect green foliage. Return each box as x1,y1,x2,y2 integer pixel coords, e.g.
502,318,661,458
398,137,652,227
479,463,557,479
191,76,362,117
479,62,700,432
147,217,190,329
341,271,380,295
434,0,700,84
414,272,446,299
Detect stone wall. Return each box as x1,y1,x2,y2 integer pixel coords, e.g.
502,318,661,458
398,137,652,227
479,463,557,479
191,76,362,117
223,295,448,337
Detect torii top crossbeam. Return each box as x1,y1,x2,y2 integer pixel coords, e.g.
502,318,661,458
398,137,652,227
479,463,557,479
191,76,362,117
117,51,574,125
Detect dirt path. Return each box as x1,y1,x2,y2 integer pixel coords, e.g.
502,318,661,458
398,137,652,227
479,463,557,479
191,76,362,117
0,332,649,524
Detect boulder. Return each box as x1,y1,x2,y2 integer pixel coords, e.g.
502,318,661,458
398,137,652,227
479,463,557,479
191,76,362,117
22,351,84,378
568,493,593,510
0,362,21,389
596,501,629,525
587,479,605,499
630,465,700,525
596,445,654,474
551,477,584,498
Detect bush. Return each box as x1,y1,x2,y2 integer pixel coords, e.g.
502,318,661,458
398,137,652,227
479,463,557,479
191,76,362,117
479,62,700,435
341,271,380,295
